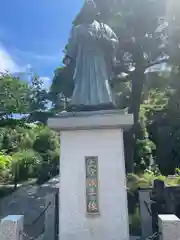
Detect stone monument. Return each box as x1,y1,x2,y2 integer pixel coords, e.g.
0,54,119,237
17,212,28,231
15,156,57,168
48,1,133,240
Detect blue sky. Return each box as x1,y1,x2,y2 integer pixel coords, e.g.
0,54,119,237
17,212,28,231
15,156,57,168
0,0,83,89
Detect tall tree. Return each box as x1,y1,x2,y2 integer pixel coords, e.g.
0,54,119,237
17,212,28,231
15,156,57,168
97,0,168,172
27,74,52,123
28,75,48,112
0,72,30,118
50,63,74,112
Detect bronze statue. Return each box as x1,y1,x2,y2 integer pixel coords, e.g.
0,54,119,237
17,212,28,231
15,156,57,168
63,0,119,111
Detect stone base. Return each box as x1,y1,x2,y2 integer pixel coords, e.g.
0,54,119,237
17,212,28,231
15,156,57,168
48,109,133,131
48,110,133,240
67,103,116,112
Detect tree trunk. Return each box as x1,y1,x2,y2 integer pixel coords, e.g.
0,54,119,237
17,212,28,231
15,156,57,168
124,128,135,173
124,68,145,173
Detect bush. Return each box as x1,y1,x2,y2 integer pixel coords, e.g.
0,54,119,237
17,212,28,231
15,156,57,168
15,126,36,150
36,161,52,184
0,127,36,154
134,138,156,172
0,152,12,170
37,149,60,184
32,127,60,184
129,207,141,236
0,125,60,184
0,153,12,182
33,127,59,153
12,149,42,181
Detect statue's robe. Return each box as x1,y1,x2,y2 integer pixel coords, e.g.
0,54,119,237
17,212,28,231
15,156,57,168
66,20,118,107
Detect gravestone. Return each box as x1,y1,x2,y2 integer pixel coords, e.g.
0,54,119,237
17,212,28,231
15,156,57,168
150,179,167,233
139,180,180,239
158,215,180,240
48,110,133,240
139,188,153,238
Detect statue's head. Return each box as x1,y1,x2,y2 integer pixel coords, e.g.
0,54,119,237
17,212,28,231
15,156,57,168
85,0,96,11
79,0,100,23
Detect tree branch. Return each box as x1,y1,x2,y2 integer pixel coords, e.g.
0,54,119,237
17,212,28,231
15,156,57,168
145,57,169,70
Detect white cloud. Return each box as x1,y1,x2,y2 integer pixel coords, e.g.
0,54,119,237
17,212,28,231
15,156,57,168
12,48,60,63
40,76,52,90
0,44,21,73
0,44,53,92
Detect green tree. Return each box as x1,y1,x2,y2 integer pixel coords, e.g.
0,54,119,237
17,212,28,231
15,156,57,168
107,0,168,172
28,75,48,112
50,65,74,112
0,73,30,117
27,75,51,123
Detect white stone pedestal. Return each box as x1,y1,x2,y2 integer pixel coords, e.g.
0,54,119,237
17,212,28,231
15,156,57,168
48,110,133,240
158,215,180,240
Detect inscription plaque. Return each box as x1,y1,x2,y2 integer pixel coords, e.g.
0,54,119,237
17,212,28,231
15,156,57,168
85,156,99,214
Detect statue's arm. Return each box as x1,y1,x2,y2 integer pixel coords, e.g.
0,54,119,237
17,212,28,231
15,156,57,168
100,24,119,76
105,24,119,49
103,24,119,48
98,24,119,58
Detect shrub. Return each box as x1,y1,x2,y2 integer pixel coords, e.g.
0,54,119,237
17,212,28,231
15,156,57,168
33,127,60,184
0,153,12,182
16,127,36,150
0,152,12,170
37,148,60,184
129,207,141,236
12,150,42,181
0,127,36,154
134,138,156,172
33,127,59,153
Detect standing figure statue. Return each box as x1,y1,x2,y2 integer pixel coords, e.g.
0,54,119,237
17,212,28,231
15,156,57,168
63,0,119,111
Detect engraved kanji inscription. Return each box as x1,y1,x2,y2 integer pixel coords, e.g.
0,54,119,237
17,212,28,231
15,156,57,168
85,156,99,214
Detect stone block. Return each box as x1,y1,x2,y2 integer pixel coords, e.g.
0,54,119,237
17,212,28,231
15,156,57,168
139,189,153,238
0,215,24,240
158,214,180,240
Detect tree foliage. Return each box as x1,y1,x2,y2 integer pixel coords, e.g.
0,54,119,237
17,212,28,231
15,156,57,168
0,72,60,184
0,73,30,116
0,124,60,184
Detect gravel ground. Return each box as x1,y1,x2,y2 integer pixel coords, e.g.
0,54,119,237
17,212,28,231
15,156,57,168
0,176,59,239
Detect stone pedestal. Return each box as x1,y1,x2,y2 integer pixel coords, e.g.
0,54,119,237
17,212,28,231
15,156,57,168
48,110,133,240
158,215,180,240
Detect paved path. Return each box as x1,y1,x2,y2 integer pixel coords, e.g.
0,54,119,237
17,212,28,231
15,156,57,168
0,177,59,239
